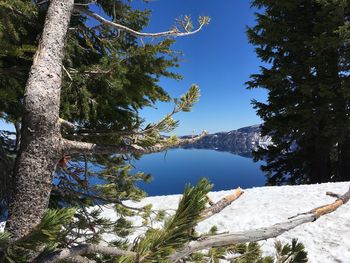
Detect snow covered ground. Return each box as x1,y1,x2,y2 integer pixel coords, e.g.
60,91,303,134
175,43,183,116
100,182,350,263
1,182,349,262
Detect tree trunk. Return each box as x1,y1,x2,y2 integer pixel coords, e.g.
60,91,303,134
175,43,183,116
308,144,331,184
339,137,350,181
5,0,75,239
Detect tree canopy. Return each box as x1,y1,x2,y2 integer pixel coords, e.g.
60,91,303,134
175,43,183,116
247,0,350,184
0,0,207,250
0,0,184,132
0,1,348,262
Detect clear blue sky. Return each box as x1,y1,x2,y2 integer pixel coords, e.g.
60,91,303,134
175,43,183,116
0,1,267,134
132,0,267,135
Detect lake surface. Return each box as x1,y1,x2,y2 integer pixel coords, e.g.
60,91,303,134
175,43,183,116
132,149,266,196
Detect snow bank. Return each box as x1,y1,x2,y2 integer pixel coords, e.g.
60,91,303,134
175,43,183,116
99,182,350,263
1,182,349,262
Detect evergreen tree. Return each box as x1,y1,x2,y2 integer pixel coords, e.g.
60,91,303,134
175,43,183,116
247,0,350,184
0,1,321,262
0,0,210,244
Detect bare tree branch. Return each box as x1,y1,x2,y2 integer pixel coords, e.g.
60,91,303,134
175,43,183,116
326,191,341,199
59,118,76,130
200,188,244,221
75,6,209,38
170,186,350,262
62,131,207,155
66,129,143,139
35,244,136,263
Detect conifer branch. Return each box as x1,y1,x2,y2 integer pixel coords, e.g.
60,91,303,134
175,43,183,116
75,6,209,38
35,244,137,263
62,131,207,155
64,85,201,138
170,186,350,262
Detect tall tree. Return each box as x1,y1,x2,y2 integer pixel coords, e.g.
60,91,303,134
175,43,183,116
247,0,350,185
0,1,349,262
0,0,209,240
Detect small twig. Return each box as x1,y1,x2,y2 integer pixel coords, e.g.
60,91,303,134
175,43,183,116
62,64,73,81
326,191,341,199
207,195,215,206
36,0,49,5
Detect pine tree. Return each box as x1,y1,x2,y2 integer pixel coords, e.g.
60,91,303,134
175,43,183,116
0,0,212,261
247,0,350,184
0,0,209,238
0,1,343,262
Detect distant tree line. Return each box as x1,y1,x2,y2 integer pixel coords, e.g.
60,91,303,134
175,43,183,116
247,0,350,185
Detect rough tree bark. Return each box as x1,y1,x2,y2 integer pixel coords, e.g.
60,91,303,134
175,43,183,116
5,0,75,239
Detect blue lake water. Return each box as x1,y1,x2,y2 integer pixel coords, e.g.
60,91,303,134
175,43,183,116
132,149,266,196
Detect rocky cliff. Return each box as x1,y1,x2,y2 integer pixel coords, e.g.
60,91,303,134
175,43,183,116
181,124,272,157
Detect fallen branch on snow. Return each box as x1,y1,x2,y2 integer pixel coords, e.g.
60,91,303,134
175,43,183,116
201,188,244,220
170,185,350,262
35,185,350,263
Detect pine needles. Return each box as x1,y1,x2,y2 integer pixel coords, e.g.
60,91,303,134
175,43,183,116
123,178,212,262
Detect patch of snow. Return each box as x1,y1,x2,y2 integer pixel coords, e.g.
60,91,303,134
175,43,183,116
0,221,5,232
96,182,350,263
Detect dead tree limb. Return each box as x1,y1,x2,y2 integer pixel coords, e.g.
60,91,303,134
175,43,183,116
326,191,342,200
75,6,208,38
201,188,244,220
59,118,76,130
170,186,350,262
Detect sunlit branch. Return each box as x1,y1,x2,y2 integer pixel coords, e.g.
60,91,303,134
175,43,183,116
75,6,209,38
170,186,350,262
62,131,208,155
